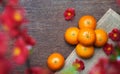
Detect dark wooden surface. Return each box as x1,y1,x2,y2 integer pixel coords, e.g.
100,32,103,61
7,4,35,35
17,0,120,73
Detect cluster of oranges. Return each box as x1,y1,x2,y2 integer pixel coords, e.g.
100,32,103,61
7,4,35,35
65,15,108,59
47,15,108,71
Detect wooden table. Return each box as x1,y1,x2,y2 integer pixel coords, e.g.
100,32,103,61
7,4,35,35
17,0,120,73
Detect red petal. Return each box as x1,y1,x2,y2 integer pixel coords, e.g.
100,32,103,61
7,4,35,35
9,29,20,37
13,55,27,65
15,37,26,47
0,57,12,74
13,48,28,65
65,16,73,20
112,28,119,32
0,32,8,56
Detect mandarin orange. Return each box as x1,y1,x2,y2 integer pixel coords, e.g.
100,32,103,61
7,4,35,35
95,29,108,47
78,28,96,46
78,15,96,29
75,43,94,59
47,53,65,71
64,27,79,45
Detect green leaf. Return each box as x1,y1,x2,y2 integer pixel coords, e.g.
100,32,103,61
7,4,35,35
29,48,33,54
109,54,116,61
60,66,77,74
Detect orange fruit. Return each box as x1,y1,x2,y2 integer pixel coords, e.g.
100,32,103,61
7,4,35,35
78,28,96,46
95,29,108,47
47,52,65,71
78,15,97,29
64,27,79,45
75,43,94,58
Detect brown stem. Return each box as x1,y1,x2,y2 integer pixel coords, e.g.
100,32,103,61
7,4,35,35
26,58,32,74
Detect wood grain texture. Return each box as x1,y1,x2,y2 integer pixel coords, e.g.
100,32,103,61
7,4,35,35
15,0,120,73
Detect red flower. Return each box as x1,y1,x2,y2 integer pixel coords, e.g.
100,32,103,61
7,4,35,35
0,32,8,56
72,59,85,71
89,64,106,74
1,5,27,38
0,56,12,74
89,58,120,74
89,58,108,74
103,43,114,56
107,61,120,74
20,29,36,46
13,37,29,65
64,8,75,21
1,5,26,28
25,67,53,74
109,28,120,41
